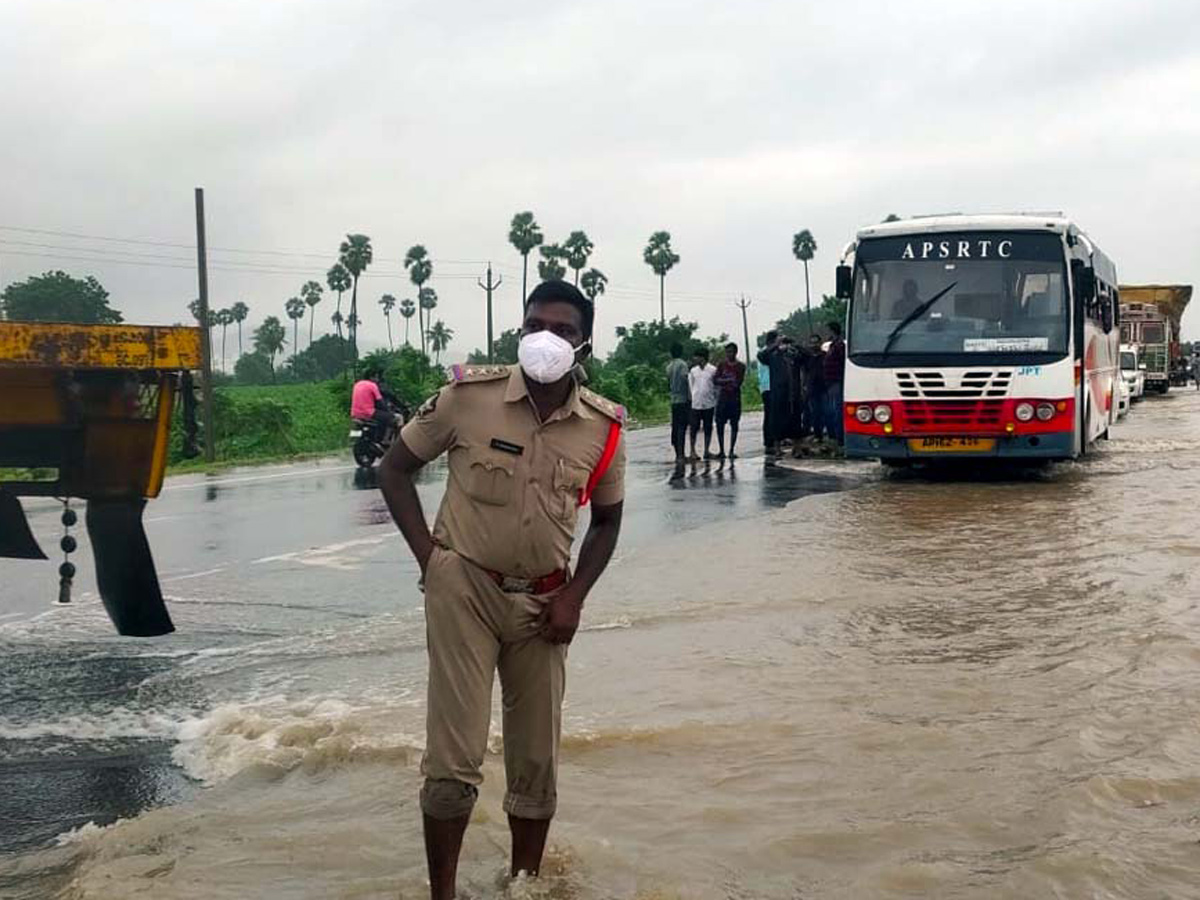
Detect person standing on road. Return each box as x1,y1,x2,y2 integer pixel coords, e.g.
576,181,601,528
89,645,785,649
757,334,773,452
714,342,746,460
803,335,826,441
757,332,794,458
665,342,691,464
378,281,626,900
823,322,846,446
688,346,718,461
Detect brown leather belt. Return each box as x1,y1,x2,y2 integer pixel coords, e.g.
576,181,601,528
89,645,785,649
483,567,568,595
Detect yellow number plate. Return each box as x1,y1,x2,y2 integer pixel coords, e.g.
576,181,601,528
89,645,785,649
907,437,997,453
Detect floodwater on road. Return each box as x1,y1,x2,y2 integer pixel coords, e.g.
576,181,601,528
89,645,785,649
3,395,1200,898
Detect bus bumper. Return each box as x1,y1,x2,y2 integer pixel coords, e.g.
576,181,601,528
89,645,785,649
845,432,1074,461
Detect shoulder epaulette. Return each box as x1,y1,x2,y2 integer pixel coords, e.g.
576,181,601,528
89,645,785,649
448,364,512,385
579,386,626,425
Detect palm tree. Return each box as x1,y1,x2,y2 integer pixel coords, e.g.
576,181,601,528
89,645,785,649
792,229,818,334
301,280,323,346
537,244,566,282
187,299,218,352
285,296,305,365
338,235,373,361
399,298,416,346
508,211,544,312
418,287,438,358
379,294,397,349
253,315,287,382
230,301,250,357
403,245,433,354
427,320,454,365
216,308,234,372
580,267,607,353
326,263,352,339
643,231,680,324
562,230,594,286
331,309,344,337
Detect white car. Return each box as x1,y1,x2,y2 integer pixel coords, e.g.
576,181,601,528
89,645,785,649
1120,344,1145,401
1116,374,1131,418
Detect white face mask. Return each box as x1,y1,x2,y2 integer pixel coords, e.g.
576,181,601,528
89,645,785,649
518,330,585,384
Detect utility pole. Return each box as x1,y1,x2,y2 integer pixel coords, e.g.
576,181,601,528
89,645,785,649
478,262,502,364
736,295,752,360
194,187,215,464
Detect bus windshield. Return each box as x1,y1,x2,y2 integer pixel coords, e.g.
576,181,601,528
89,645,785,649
849,232,1068,359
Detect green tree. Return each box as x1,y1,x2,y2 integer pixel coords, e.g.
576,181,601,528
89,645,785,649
301,280,324,346
643,231,680,324
537,243,566,282
338,234,373,361
580,267,608,353
379,293,397,349
607,317,700,371
562,230,594,286
234,352,275,385
330,309,343,337
1,271,122,323
792,228,818,333
508,211,544,312
253,315,287,381
284,296,305,369
772,294,846,342
467,327,520,365
216,307,234,372
403,245,434,355
188,298,218,351
427,319,454,364
230,301,250,357
399,297,416,346
418,287,438,357
326,263,352,338
288,334,353,382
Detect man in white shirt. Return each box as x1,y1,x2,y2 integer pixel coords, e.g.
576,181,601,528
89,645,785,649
687,346,718,461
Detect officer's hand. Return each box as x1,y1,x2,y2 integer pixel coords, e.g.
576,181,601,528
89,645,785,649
537,589,583,645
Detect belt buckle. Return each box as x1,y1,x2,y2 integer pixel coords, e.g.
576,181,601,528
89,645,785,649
500,575,535,593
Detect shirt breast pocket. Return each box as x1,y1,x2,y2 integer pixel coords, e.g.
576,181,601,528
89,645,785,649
464,446,515,506
552,460,591,521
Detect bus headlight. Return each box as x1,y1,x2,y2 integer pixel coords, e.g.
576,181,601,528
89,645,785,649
1015,402,1035,422
873,404,892,424
855,405,874,423
1035,402,1055,421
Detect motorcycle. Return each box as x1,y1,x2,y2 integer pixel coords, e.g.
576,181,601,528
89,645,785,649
350,397,408,468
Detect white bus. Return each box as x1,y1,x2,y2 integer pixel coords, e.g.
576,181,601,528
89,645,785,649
836,214,1120,463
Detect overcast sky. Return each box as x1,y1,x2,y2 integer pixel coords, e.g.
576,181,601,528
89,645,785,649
1,0,1197,363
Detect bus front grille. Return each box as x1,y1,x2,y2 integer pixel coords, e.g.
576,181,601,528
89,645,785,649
902,400,1007,432
896,370,1013,399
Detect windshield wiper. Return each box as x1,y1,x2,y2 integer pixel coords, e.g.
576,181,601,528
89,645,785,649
881,281,958,355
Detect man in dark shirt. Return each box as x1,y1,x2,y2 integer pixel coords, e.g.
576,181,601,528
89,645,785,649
803,335,826,440
822,322,846,446
713,342,746,460
757,332,794,458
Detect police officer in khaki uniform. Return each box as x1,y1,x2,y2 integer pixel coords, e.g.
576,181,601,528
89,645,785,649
379,281,625,899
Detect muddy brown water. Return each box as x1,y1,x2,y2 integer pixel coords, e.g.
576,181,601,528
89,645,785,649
3,395,1200,898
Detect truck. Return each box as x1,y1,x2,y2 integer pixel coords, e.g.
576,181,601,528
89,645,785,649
1119,284,1193,392
0,321,203,636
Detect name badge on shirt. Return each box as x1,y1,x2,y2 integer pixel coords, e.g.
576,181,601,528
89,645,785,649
490,438,524,455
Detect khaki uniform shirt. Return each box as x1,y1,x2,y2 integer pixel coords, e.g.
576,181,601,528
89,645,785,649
400,365,626,578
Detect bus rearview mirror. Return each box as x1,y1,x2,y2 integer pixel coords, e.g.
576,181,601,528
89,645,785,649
836,265,853,300
1071,261,1096,303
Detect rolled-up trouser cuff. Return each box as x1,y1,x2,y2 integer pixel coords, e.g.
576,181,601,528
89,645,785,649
421,778,478,820
503,790,556,820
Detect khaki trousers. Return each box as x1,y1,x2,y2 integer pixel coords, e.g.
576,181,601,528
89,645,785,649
420,545,566,821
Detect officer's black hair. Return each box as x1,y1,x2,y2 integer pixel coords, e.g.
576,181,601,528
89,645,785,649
725,341,738,352
765,330,778,343
669,342,684,358
828,321,843,336
524,281,594,340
